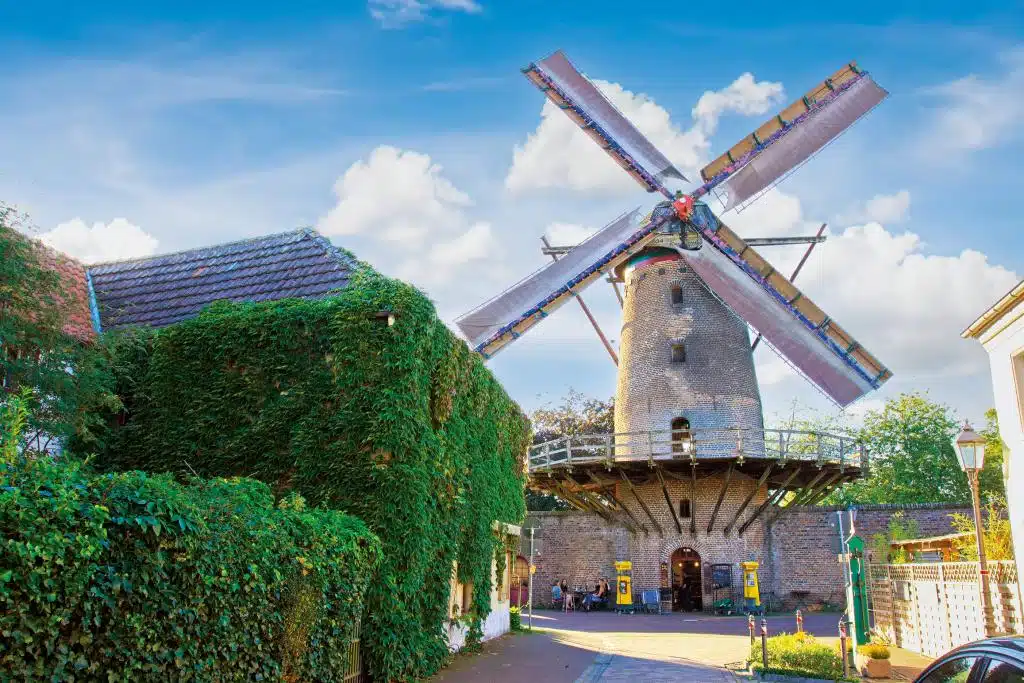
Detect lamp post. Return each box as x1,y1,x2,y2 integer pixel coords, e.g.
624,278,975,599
954,420,994,637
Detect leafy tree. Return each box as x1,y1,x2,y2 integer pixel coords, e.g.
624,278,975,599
0,205,119,453
978,408,1006,503
526,389,614,511
868,511,921,563
827,393,969,506
950,496,1015,561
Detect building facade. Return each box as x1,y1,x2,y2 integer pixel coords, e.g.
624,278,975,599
963,280,1024,604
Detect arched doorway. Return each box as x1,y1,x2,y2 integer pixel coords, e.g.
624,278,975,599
670,547,703,612
510,555,529,607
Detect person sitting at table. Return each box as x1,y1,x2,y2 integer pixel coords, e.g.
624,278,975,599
582,579,609,611
551,580,563,605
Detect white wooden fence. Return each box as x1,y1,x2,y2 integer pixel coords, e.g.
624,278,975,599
869,561,1021,658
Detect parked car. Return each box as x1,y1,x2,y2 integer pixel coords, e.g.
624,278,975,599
915,637,1024,683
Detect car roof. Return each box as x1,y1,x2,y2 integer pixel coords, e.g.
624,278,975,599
943,637,1024,666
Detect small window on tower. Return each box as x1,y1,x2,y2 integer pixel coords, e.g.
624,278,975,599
679,499,692,518
671,343,686,363
670,284,683,305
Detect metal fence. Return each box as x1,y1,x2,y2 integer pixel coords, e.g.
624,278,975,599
343,622,366,683
869,561,1021,658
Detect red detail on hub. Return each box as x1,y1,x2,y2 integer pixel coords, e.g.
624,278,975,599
673,196,694,220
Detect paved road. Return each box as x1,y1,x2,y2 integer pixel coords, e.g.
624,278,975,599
431,611,846,682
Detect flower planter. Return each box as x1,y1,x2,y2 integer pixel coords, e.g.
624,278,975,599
856,653,892,679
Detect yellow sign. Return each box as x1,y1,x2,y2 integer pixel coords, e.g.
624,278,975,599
614,560,632,571
529,564,536,575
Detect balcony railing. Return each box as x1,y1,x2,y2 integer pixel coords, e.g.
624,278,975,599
528,427,866,473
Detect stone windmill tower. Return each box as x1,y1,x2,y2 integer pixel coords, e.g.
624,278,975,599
456,53,894,599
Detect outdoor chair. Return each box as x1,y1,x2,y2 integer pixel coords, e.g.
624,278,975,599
640,589,661,614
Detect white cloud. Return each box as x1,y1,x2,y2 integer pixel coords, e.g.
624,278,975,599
38,218,158,264
318,145,504,291
369,0,481,28
922,46,1024,155
835,190,911,226
427,221,495,269
861,190,911,224
318,145,471,245
545,222,596,245
505,73,783,195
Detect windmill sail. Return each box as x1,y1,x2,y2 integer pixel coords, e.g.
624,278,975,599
685,203,890,406
524,51,687,195
699,63,888,210
457,208,664,358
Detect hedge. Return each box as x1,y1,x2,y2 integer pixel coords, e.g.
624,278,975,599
94,269,530,681
1,435,381,680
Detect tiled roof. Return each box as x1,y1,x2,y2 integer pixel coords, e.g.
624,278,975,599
2,227,96,343
87,228,356,331
35,246,96,342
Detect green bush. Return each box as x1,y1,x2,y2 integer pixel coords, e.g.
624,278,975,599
751,632,848,681
93,270,529,681
1,420,381,680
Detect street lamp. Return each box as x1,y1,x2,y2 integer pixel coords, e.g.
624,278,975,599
954,420,993,637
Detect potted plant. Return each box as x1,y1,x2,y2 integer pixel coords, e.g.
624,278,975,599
856,643,891,679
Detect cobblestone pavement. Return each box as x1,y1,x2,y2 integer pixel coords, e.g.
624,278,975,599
431,610,847,682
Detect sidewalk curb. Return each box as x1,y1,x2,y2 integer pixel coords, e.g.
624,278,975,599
574,653,614,682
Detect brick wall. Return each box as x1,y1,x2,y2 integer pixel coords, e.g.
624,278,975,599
525,498,971,610
767,502,972,608
525,469,771,607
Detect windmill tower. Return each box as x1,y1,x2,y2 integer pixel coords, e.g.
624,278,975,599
456,52,894,601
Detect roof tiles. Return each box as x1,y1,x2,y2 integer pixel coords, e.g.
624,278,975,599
87,229,356,331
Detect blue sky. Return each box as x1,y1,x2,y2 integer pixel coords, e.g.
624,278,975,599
2,1,1022,427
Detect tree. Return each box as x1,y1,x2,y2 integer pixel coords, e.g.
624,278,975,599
950,496,1015,561
0,205,118,453
526,389,615,511
978,409,1007,504
826,393,969,506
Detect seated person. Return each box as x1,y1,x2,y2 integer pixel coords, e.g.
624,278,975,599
551,581,563,603
582,579,609,611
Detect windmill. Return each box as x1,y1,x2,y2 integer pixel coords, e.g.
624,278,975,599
456,51,894,540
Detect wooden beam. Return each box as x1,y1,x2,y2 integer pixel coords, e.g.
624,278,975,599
789,471,840,508
752,223,827,351
785,469,830,508
655,467,683,534
588,471,647,532
609,277,624,308
724,464,775,535
739,467,802,536
541,236,618,365
706,462,735,534
620,470,663,534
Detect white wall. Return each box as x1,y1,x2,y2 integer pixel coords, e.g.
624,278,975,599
445,544,514,652
977,297,1024,600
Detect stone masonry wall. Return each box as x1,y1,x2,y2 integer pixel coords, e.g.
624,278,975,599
526,498,971,610
614,254,765,442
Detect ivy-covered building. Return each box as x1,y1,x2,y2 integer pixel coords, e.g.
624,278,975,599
40,228,530,682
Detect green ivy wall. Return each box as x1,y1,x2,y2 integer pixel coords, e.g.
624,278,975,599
97,270,530,681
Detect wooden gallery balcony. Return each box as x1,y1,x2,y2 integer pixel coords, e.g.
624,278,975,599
527,428,869,535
